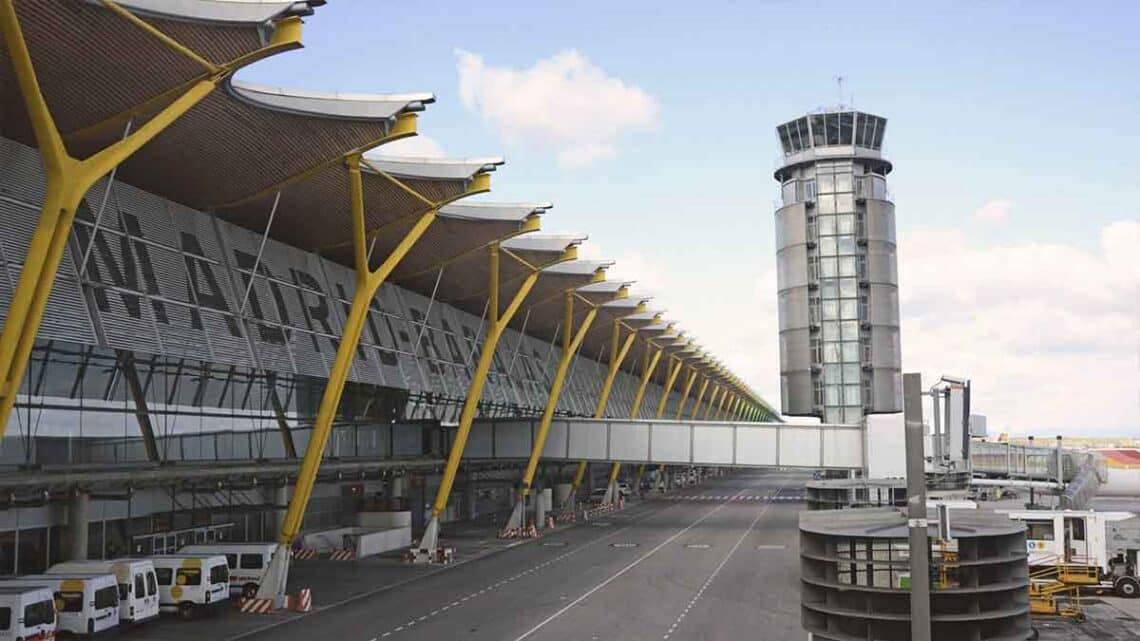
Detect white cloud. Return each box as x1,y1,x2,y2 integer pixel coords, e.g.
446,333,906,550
897,219,1139,435
579,241,670,297
372,134,446,158
973,199,1012,223
455,49,658,168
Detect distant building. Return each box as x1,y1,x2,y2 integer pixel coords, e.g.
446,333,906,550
772,109,902,423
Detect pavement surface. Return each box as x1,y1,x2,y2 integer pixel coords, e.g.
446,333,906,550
125,469,809,641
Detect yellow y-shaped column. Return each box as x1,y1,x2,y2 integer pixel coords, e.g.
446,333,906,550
0,3,302,436
568,317,639,502
262,155,476,598
654,356,684,419
702,385,721,420
419,242,554,556
505,283,606,532
605,342,663,501
689,375,710,420
674,367,699,419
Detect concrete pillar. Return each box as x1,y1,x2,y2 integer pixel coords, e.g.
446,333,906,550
464,473,477,521
271,485,289,539
554,483,573,506
537,489,552,528
66,492,90,561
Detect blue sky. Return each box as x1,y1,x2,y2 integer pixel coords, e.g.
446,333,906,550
241,1,1139,434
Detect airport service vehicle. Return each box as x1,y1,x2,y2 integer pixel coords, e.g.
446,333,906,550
1005,510,1140,597
0,586,56,641
149,555,229,617
1,574,119,636
47,559,158,624
179,543,277,599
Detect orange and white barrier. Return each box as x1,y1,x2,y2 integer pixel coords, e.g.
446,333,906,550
291,548,319,560
499,523,542,540
238,597,275,614
291,588,312,612
328,549,356,561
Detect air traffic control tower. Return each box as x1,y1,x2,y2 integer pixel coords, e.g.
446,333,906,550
773,110,902,424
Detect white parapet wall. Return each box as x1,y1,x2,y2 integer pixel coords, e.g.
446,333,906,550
302,523,412,558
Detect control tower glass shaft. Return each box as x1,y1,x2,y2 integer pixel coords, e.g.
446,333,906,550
773,110,902,424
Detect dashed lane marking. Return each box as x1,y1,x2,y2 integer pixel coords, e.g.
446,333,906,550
511,488,753,641
660,481,788,640
358,498,689,641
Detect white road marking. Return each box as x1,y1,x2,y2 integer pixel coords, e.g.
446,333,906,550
357,499,687,640
511,488,752,641
660,480,788,639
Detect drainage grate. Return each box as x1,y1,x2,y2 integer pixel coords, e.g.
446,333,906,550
611,542,639,548
756,544,787,550
541,541,568,547
591,521,613,528
684,543,711,549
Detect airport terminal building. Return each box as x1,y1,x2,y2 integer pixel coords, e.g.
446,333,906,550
0,1,773,574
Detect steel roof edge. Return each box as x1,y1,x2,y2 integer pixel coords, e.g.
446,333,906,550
542,260,613,275
365,155,505,180
228,79,434,121
438,202,551,222
102,0,323,23
502,233,586,252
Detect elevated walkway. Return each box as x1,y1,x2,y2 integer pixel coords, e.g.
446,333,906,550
459,418,864,469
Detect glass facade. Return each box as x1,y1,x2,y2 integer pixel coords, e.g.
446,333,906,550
773,110,901,422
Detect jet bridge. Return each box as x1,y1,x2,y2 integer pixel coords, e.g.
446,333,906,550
459,418,865,469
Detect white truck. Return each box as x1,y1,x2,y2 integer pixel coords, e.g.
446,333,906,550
1004,509,1140,597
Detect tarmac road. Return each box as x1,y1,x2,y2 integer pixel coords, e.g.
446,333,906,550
236,469,809,641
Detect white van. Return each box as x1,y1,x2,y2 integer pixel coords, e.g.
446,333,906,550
47,559,159,624
1,574,119,636
149,555,229,617
179,544,277,599
0,586,57,641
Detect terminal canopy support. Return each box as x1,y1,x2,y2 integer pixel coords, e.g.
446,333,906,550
418,241,575,558
674,367,699,420
568,318,639,501
0,2,303,439
261,154,485,598
697,380,715,422
605,341,663,502
689,375,710,420
503,281,615,533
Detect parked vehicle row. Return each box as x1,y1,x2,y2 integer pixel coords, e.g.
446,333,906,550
0,543,272,637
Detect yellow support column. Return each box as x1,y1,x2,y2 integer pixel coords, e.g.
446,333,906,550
630,345,664,419
0,3,302,436
506,288,599,532
674,367,699,420
715,390,731,420
702,385,721,420
569,318,638,499
689,376,710,420
419,241,550,556
654,356,684,419
261,155,467,598
606,342,663,500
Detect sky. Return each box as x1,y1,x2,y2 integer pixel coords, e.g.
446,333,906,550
240,1,1139,436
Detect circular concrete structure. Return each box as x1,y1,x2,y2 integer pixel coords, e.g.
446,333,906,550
800,508,1032,641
